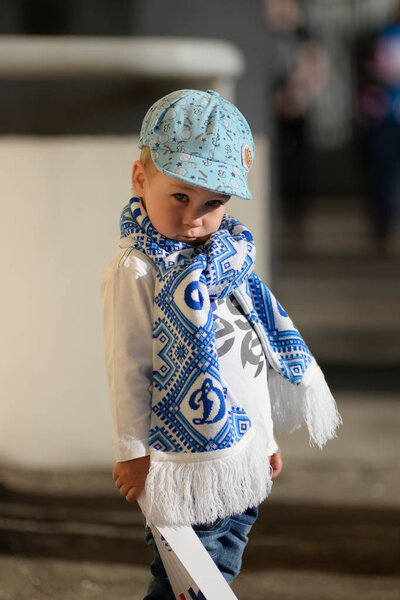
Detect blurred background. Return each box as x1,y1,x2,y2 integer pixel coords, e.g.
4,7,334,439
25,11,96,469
0,1,399,598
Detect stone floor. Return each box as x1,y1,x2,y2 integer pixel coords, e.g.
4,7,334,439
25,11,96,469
1,557,399,600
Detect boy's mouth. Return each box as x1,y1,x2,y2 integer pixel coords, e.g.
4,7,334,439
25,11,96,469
178,234,206,246
177,232,198,240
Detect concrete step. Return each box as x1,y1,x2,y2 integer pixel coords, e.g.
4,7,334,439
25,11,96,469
277,198,400,365
0,393,398,577
0,488,398,577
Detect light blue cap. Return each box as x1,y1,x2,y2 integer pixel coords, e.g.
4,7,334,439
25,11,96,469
139,89,254,199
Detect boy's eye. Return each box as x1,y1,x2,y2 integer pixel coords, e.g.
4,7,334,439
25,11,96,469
174,193,188,202
207,200,223,207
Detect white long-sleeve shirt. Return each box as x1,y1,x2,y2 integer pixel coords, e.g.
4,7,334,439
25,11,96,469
101,237,278,462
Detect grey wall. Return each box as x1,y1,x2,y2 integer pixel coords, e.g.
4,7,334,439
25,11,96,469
133,0,269,134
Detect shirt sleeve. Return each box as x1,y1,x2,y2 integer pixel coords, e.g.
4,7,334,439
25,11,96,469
100,253,155,461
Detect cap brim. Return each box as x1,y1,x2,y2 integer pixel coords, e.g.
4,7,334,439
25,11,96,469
149,148,252,200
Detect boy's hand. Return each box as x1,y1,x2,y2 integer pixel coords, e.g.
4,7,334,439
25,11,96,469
113,455,150,502
269,451,283,479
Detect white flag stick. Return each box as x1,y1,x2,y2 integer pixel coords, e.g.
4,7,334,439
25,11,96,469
138,492,239,600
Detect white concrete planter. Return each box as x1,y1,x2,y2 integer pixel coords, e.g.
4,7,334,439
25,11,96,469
0,36,270,468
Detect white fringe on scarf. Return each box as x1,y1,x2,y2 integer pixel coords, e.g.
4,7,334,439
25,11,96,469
268,358,342,448
144,429,273,527
143,360,341,526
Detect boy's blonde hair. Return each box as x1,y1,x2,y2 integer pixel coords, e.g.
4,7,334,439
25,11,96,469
140,146,158,180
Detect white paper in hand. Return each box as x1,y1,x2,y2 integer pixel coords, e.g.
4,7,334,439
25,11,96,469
138,492,239,600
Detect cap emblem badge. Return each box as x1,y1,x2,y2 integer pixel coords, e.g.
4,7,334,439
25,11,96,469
242,143,253,171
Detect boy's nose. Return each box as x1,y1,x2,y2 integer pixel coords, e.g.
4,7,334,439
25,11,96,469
183,208,203,227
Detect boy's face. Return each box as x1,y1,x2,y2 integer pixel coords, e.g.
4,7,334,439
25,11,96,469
132,161,230,246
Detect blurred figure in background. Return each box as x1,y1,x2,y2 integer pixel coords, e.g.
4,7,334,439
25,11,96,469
266,0,328,248
355,2,400,254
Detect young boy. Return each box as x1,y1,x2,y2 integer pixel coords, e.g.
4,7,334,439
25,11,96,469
100,89,341,598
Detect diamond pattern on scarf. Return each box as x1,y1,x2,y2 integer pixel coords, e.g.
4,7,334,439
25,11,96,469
120,197,312,455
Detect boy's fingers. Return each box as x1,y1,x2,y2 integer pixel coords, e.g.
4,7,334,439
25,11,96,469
118,481,144,499
119,483,133,497
269,453,283,479
126,487,140,502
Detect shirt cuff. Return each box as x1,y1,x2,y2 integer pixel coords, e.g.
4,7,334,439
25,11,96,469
266,439,280,455
113,435,150,462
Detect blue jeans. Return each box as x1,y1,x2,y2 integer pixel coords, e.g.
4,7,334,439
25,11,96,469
143,506,258,600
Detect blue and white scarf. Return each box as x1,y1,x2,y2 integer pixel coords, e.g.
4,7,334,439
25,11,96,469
120,197,341,526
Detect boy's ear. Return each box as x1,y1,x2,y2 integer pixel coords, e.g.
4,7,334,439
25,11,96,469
131,160,146,196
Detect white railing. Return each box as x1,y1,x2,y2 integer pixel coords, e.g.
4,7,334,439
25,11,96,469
0,35,246,100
